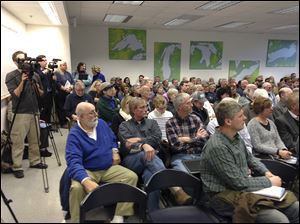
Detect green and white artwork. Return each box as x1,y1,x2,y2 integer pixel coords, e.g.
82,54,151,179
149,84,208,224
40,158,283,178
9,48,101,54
154,42,181,81
266,40,297,67
109,28,146,60
229,60,260,82
190,41,223,69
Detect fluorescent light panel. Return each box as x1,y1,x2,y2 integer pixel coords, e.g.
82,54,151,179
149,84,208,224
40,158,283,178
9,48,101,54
113,1,143,6
38,1,61,25
198,1,240,11
164,19,190,26
103,14,131,23
272,25,299,30
216,21,253,28
271,5,299,14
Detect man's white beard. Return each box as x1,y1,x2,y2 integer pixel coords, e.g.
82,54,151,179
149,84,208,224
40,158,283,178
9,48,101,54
86,119,98,129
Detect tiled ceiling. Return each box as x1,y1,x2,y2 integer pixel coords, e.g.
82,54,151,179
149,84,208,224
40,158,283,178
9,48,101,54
2,1,299,35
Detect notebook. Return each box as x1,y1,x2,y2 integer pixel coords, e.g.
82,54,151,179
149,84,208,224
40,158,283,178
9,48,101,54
182,159,202,174
252,186,287,202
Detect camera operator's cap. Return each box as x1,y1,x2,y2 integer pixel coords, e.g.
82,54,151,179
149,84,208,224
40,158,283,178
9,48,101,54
99,82,114,93
191,91,207,102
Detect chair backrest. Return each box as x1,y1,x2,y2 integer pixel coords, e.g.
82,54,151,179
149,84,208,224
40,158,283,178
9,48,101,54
260,159,297,189
80,182,147,223
145,169,202,203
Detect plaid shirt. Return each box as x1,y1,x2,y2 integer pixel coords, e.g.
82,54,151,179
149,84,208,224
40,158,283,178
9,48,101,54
199,129,271,193
166,113,207,154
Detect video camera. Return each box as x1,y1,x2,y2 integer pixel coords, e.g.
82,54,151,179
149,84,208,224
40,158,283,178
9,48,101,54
47,58,61,70
17,56,40,79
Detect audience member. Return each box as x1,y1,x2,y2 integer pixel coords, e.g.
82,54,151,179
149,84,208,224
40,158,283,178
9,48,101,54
275,93,299,152
91,65,106,83
242,88,269,125
272,87,293,120
64,80,93,124
238,84,257,107
166,88,178,115
96,82,120,127
199,99,298,223
191,91,209,127
111,95,133,139
118,97,192,211
247,96,292,160
166,93,208,173
148,95,173,141
123,77,132,88
54,61,74,127
66,102,138,223
88,80,102,105
72,62,92,93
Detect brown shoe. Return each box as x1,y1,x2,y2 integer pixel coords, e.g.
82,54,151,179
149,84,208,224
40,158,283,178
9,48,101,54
174,189,193,205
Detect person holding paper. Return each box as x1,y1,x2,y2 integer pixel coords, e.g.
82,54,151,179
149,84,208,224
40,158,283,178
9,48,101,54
54,61,74,127
199,98,299,223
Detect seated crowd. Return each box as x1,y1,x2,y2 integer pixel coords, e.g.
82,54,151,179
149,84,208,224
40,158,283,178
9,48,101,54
5,54,299,223
60,71,299,223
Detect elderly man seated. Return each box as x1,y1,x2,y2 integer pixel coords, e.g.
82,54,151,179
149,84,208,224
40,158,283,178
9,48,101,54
66,102,138,223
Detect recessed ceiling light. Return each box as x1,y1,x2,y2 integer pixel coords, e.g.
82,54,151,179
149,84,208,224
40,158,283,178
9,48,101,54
103,14,132,23
271,5,299,14
113,1,143,6
197,1,240,11
38,1,62,25
216,21,253,28
272,25,299,30
164,19,190,26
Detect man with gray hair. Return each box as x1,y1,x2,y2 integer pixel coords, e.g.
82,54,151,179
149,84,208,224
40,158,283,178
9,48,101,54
275,93,299,152
166,93,209,172
66,102,138,223
118,97,192,211
199,99,299,223
272,87,293,120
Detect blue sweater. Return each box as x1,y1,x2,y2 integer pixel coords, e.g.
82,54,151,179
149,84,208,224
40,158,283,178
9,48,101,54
65,119,118,182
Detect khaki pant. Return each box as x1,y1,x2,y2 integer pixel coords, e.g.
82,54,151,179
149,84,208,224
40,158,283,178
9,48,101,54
69,165,138,223
10,113,40,170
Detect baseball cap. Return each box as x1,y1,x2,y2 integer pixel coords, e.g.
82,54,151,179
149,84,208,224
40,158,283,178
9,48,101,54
99,82,114,93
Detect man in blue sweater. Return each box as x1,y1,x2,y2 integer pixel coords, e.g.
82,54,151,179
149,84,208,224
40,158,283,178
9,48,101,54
66,102,138,223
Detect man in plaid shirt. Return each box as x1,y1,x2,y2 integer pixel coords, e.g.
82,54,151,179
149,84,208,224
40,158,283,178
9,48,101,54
166,93,209,172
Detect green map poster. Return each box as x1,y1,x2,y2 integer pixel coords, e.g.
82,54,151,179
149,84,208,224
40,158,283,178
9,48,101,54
266,40,297,67
229,60,260,83
109,28,146,60
190,41,223,69
154,42,181,81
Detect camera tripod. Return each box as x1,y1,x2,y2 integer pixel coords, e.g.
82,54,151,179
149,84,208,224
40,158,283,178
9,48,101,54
43,122,61,166
4,71,49,193
1,189,18,223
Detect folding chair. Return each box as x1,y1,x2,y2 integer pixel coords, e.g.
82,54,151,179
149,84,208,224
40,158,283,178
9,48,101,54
144,169,215,223
80,182,147,223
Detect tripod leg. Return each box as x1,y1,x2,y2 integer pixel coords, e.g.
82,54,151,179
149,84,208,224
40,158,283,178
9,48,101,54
41,157,49,193
1,190,19,223
49,132,61,166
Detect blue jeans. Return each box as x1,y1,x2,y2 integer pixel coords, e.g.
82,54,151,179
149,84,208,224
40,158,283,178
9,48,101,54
210,196,299,223
171,153,201,173
122,151,166,212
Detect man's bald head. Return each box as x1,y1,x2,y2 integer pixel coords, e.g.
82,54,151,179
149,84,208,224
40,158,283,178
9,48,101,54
75,102,95,116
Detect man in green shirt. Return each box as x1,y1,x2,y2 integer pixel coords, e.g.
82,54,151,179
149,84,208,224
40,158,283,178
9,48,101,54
199,98,299,222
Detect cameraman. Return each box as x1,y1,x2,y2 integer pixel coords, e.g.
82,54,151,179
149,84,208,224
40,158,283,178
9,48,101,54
5,50,47,179
35,55,54,124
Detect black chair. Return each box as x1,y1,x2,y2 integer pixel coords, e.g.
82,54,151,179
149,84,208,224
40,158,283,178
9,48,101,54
260,159,297,189
80,182,147,223
144,169,215,223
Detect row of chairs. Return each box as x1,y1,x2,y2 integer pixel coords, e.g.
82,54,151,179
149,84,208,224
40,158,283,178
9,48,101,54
79,159,298,223
80,169,216,223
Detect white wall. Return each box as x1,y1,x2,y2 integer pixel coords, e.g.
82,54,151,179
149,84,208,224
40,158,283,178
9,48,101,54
70,25,299,84
1,7,71,131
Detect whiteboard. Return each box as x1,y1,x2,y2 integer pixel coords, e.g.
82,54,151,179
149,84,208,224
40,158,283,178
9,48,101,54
1,24,19,97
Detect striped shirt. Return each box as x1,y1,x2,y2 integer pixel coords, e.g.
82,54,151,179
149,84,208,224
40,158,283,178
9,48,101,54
199,129,271,193
166,113,207,154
